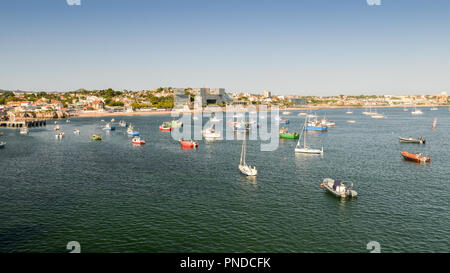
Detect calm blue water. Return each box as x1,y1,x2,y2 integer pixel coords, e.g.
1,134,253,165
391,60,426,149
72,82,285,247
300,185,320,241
0,107,449,253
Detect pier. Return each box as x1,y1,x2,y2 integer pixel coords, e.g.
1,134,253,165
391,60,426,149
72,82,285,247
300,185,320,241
0,120,47,128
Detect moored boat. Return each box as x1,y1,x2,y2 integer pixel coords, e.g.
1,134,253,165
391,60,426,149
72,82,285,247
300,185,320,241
132,136,146,145
159,122,173,131
238,132,257,176
73,129,80,134
179,139,198,149
171,120,183,128
119,120,127,127
305,122,328,131
0,142,5,149
347,120,356,124
321,178,358,198
91,134,102,141
399,136,425,144
103,123,116,130
202,127,221,141
127,126,140,136
20,127,29,135
280,130,299,139
295,117,323,154
55,132,65,139
54,125,60,131
401,151,430,163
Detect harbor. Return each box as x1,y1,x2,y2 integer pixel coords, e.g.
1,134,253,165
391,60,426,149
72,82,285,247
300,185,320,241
0,107,448,252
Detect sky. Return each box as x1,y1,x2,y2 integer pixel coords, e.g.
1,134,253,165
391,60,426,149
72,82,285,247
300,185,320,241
0,0,449,95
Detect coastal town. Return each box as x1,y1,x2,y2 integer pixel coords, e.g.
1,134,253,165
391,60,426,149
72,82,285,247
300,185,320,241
0,87,449,122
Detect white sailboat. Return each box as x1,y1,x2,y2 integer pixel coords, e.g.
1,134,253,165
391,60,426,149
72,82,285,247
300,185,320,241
411,107,423,115
239,133,257,176
295,118,323,154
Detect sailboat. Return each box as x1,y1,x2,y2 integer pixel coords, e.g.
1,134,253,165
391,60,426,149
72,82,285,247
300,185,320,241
411,106,423,115
238,133,257,176
295,118,323,154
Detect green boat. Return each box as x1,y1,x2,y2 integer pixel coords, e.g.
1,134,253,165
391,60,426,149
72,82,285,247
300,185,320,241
280,132,299,139
91,134,102,141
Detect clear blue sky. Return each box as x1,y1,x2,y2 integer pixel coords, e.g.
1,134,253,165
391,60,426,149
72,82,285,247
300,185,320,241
1,0,449,95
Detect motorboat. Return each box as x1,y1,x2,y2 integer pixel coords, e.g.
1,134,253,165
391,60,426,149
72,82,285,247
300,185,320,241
399,137,425,144
132,136,146,145
371,113,385,119
20,127,29,135
321,178,358,198
430,107,438,111
119,120,127,127
0,142,5,149
179,139,199,149
401,151,430,163
159,122,173,131
103,123,116,130
91,134,102,141
202,127,221,141
411,108,423,115
347,120,356,124
55,132,65,139
54,125,60,131
279,129,299,139
238,133,257,176
171,120,183,128
73,129,80,134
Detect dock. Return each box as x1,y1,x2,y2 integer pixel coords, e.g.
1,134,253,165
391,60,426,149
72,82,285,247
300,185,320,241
0,120,47,128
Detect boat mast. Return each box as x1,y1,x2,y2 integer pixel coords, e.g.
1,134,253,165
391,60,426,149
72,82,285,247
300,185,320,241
240,132,246,165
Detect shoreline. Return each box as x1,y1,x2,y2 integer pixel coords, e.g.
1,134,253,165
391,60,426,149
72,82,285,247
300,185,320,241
72,104,450,119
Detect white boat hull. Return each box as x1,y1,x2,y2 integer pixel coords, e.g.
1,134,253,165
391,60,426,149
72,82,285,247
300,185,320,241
295,147,323,154
239,164,257,176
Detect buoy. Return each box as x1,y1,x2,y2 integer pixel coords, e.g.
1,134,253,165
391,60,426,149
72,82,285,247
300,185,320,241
320,183,324,188
357,166,361,170
284,157,287,161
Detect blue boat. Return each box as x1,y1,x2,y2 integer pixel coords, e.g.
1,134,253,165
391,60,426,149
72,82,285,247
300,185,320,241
0,142,5,149
128,131,140,136
103,123,116,131
279,119,289,124
305,124,328,131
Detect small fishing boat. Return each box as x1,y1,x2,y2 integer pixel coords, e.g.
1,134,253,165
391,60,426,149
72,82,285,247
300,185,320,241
20,127,29,135
371,113,385,119
305,120,328,131
411,108,423,115
233,123,250,133
171,120,183,128
430,107,438,111
159,122,173,131
119,120,127,127
132,136,146,145
55,132,65,139
320,117,335,127
111,118,115,122
73,129,80,134
297,112,307,116
103,123,116,130
0,132,3,136
238,132,257,176
403,107,409,111
91,134,102,141
280,130,299,139
282,111,291,115
278,119,289,124
66,119,70,123
202,127,221,141
321,178,358,198
399,137,425,144
346,109,353,114
179,139,199,149
127,126,140,136
295,118,323,154
401,151,430,163
0,142,5,149
347,120,356,124
54,125,60,131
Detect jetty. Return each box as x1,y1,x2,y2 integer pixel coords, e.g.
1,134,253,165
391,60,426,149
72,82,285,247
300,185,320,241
0,119,47,128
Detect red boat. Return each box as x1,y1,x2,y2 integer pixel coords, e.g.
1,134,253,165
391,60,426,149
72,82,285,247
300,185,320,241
401,151,430,163
179,139,199,149
132,136,146,145
159,124,172,131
